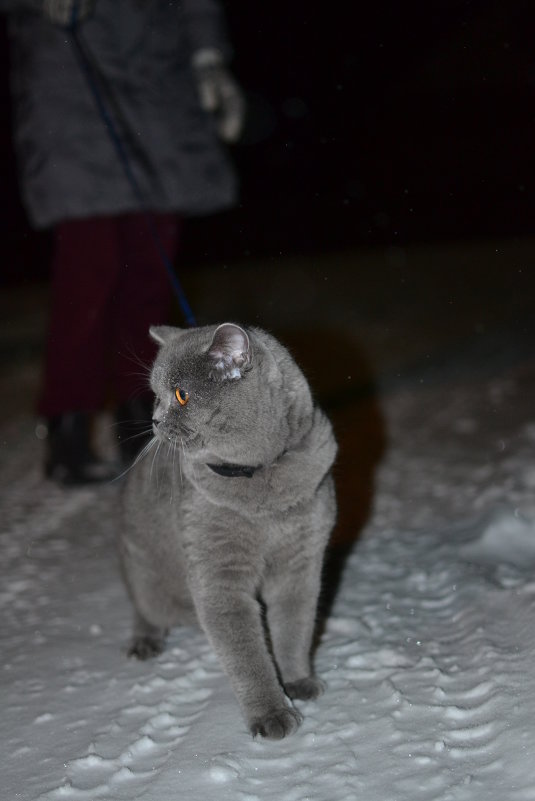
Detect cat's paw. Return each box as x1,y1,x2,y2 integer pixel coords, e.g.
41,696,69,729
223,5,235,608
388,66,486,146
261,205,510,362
250,707,302,740
127,636,164,660
284,676,325,701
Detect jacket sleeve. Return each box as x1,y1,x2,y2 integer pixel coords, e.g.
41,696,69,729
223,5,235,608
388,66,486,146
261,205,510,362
181,0,233,60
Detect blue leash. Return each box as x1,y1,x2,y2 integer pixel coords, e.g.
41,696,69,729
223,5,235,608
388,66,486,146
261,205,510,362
67,17,197,327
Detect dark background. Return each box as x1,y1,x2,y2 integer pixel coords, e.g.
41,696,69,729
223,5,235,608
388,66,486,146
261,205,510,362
1,0,533,280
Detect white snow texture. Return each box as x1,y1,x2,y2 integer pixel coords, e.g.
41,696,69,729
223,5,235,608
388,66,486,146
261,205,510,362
2,350,535,800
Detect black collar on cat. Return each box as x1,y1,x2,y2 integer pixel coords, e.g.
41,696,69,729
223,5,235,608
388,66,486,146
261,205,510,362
206,463,259,478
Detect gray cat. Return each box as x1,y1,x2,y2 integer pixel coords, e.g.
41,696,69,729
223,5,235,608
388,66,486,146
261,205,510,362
119,323,337,739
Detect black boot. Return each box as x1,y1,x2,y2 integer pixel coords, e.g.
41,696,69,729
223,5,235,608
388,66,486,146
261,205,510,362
44,412,118,486
115,397,154,465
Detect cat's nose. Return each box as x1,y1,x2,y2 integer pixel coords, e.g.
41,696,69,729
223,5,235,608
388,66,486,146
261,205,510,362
152,419,160,430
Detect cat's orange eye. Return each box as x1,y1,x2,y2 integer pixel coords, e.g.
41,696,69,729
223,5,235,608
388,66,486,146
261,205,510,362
175,388,189,406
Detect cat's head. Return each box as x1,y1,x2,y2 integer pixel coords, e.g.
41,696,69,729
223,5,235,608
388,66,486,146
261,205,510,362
148,322,312,466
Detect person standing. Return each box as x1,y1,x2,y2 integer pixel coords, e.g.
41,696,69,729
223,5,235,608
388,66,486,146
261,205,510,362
2,0,244,484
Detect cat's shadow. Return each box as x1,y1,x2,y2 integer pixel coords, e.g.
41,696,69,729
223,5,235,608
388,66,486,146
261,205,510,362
279,325,387,622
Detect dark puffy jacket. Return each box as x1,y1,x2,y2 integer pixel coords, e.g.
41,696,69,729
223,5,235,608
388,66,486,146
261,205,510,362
4,0,237,228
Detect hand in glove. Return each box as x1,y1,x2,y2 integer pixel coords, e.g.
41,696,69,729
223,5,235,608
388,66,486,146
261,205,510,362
43,0,94,27
192,49,245,144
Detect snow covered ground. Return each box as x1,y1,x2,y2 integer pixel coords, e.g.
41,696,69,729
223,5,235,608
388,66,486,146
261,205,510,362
2,257,535,800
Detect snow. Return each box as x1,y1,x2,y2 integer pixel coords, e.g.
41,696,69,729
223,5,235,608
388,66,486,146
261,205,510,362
3,325,535,800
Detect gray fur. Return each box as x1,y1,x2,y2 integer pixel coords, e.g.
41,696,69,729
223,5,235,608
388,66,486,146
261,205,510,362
119,323,337,739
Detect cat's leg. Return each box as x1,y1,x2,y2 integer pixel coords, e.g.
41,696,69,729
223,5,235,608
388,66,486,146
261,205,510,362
191,573,301,739
128,610,168,660
263,552,325,702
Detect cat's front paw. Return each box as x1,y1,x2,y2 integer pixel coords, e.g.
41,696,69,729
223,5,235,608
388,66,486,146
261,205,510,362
284,676,325,701
127,635,164,660
250,707,302,740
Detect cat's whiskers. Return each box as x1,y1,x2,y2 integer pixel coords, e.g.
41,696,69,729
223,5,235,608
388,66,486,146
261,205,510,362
166,437,176,504
108,418,153,432
135,435,158,463
178,435,185,487
149,438,163,490
111,435,158,483
169,435,180,503
121,344,153,380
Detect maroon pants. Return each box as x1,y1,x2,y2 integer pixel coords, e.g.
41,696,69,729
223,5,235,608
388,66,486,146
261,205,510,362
38,213,180,417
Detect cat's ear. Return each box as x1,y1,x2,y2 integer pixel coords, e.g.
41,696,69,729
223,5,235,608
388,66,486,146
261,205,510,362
149,325,183,346
207,323,252,381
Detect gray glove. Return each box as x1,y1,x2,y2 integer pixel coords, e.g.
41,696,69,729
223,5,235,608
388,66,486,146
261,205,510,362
192,49,245,143
43,0,94,26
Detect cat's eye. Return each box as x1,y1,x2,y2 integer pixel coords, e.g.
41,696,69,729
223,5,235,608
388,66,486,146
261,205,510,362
175,388,189,406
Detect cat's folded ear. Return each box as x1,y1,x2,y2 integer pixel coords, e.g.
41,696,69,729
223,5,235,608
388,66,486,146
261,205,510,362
207,323,252,381
149,325,183,346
